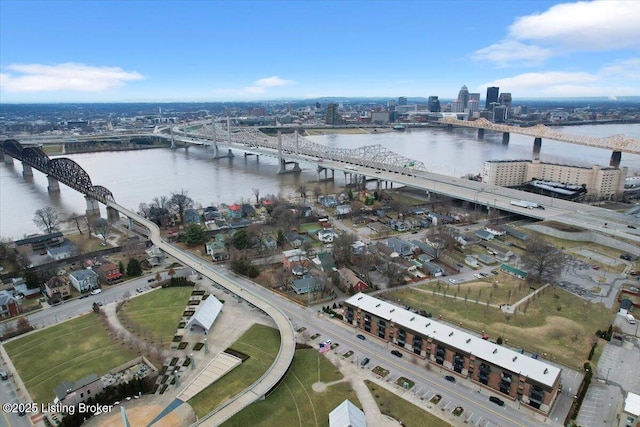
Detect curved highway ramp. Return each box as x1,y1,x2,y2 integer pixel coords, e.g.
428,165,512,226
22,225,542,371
107,202,296,426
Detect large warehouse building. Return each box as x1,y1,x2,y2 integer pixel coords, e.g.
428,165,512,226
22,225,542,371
343,293,561,415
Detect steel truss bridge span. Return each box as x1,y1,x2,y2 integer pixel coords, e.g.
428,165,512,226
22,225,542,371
181,123,428,174
1,139,115,203
439,117,640,154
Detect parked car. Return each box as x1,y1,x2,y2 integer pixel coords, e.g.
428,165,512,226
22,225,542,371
628,225,637,229
0,370,8,380
90,288,102,295
360,357,370,366
444,375,456,383
356,334,366,340
489,396,505,406
391,350,403,358
448,278,457,284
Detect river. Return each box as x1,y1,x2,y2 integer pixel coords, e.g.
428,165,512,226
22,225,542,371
1,123,639,240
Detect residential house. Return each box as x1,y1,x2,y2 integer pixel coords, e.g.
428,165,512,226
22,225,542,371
54,374,104,406
320,195,339,208
0,291,20,318
351,241,367,255
502,226,529,241
263,236,278,251
476,254,497,265
97,263,123,284
411,240,440,259
203,207,220,221
335,204,352,217
465,256,479,268
286,233,306,249
45,276,72,301
241,203,256,218
47,246,72,261
417,254,433,264
500,263,527,280
314,252,336,273
483,242,513,262
184,208,201,224
387,238,413,257
422,261,444,277
228,203,243,219
69,269,99,293
206,236,229,262
12,278,41,299
317,229,337,243
292,275,322,295
475,230,495,241
339,268,369,293
485,225,506,237
388,219,409,232
282,249,308,272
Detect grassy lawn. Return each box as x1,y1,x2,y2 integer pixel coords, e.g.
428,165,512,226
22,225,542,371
223,348,360,427
384,280,614,369
188,324,281,418
4,314,138,403
365,380,451,427
118,287,192,345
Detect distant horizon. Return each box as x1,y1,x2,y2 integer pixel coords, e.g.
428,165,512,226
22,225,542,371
2,95,640,106
1,1,639,103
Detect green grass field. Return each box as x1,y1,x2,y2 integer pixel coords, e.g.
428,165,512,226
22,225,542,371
4,314,138,403
118,287,192,344
365,380,452,427
385,277,614,368
223,348,360,427
188,323,281,418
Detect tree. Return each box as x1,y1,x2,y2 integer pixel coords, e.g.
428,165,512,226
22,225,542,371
299,185,307,202
126,258,142,277
231,229,251,250
66,212,85,234
23,271,41,289
118,261,125,275
276,230,285,247
92,218,112,244
332,233,357,266
169,189,193,225
520,239,565,285
252,188,260,205
33,207,60,234
183,223,207,246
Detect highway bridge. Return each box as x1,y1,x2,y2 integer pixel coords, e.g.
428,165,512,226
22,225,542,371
0,138,297,425
439,117,640,166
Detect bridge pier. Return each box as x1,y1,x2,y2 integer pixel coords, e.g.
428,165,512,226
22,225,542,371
47,175,60,192
128,218,135,231
22,162,33,177
610,151,622,168
85,197,100,216
533,137,542,160
316,167,334,182
278,159,301,174
107,206,120,222
502,132,510,144
244,152,259,161
447,124,453,131
0,150,4,161
3,155,13,165
212,143,234,159
477,128,484,139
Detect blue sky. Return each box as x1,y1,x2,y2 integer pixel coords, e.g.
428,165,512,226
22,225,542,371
1,0,639,102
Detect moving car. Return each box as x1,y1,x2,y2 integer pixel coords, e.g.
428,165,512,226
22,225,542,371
489,396,505,406
360,357,370,366
356,334,366,340
391,350,403,358
0,369,8,380
444,375,456,383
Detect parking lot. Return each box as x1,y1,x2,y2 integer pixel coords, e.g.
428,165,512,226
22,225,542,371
575,383,622,427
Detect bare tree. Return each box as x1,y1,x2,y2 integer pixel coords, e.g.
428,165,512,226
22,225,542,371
520,239,565,285
251,188,260,205
299,184,307,203
332,233,357,267
33,207,60,234
169,190,193,225
66,212,86,234
92,218,112,245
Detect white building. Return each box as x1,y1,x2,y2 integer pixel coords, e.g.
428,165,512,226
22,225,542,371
329,399,366,427
619,391,640,427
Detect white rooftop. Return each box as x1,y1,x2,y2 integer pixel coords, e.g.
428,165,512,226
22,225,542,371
345,293,561,388
329,399,366,427
185,296,223,334
624,392,640,417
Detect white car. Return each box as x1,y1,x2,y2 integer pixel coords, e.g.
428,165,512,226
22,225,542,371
90,289,102,295
448,279,457,284
473,273,482,279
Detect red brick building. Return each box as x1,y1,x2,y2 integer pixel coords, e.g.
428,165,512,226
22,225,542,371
343,293,561,415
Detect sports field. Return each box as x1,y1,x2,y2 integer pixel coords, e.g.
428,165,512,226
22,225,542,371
4,314,138,403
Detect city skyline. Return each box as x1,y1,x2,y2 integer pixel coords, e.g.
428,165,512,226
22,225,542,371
1,0,639,103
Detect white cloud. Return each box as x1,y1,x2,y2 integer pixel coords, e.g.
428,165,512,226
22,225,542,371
244,76,294,94
509,0,640,51
481,59,640,96
0,63,144,93
471,40,553,67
